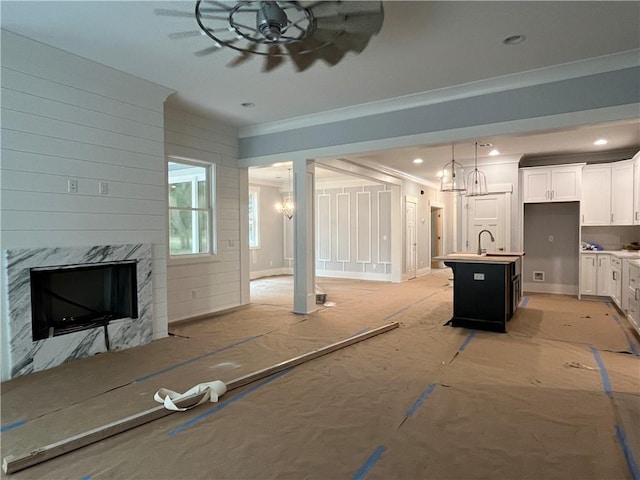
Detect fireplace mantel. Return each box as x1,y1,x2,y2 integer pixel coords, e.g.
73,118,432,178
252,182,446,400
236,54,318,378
1,244,153,379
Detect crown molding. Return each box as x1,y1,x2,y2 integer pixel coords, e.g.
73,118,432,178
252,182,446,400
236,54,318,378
239,50,640,139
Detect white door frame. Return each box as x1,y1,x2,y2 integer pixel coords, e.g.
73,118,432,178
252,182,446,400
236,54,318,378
405,196,418,280
429,200,445,268
462,191,512,253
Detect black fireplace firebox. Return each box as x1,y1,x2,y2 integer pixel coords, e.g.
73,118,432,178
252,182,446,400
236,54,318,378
30,261,138,341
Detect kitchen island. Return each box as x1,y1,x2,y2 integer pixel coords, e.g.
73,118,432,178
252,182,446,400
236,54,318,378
434,253,524,332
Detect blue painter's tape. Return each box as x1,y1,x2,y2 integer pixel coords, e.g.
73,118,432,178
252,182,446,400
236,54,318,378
1,419,26,433
519,296,529,308
590,347,612,397
611,315,640,356
352,445,386,480
616,425,640,480
168,369,290,437
81,476,92,480
458,331,476,352
134,335,260,383
406,383,437,418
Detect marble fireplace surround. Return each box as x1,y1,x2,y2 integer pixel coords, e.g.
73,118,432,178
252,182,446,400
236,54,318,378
1,244,153,379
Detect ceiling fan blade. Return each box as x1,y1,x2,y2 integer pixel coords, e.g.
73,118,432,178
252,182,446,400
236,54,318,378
315,44,347,66
263,45,285,72
228,43,259,67
309,1,382,19
316,14,383,35
154,8,193,18
325,32,372,54
169,31,204,40
194,45,222,57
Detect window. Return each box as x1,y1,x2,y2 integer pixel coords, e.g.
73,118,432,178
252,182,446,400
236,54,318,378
248,186,260,248
168,159,215,256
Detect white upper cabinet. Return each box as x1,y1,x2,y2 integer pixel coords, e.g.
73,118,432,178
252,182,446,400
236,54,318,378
522,165,583,203
582,166,611,225
611,161,634,225
581,159,635,226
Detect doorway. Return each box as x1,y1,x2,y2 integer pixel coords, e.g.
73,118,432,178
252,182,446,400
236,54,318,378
405,198,417,280
430,203,444,269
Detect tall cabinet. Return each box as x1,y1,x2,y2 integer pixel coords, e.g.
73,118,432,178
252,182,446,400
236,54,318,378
582,159,635,225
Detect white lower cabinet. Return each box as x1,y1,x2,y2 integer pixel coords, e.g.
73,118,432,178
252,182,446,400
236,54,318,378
580,253,612,297
580,254,597,295
610,257,622,308
627,262,640,334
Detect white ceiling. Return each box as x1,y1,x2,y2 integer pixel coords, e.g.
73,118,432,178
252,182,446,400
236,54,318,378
2,1,639,186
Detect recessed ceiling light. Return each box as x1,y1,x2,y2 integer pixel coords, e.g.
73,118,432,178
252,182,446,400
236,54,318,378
503,35,526,45
594,139,608,146
489,149,500,156
241,102,255,108
413,158,423,164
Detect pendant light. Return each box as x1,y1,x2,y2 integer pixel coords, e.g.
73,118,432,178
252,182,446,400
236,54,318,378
466,142,488,196
440,144,466,192
275,168,294,219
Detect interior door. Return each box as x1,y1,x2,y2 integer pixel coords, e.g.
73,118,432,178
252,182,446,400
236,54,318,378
464,194,508,253
406,199,417,279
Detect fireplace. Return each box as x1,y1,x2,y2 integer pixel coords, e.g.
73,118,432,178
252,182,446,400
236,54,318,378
2,244,153,380
30,261,138,341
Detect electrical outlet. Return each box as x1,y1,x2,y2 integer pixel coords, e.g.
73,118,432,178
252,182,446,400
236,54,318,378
98,181,108,195
67,179,78,193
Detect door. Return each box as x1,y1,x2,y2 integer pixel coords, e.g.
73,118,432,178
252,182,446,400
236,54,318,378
463,194,509,253
405,199,417,279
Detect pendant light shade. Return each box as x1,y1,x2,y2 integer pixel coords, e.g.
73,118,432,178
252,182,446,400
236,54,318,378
275,168,295,219
440,144,466,192
466,142,489,196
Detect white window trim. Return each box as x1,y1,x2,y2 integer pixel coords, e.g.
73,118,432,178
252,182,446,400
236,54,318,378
167,157,217,265
249,185,261,250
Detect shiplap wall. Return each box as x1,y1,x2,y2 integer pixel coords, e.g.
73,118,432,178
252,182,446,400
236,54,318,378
164,106,243,322
0,31,173,341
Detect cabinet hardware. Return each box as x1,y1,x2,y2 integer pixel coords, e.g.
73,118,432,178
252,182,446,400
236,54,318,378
613,271,617,281
636,288,639,301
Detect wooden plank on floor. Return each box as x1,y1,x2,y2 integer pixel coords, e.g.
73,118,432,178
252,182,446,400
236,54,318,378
3,321,399,474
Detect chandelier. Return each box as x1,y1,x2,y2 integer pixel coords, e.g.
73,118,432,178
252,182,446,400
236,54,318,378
440,144,466,192
276,168,294,219
466,142,489,196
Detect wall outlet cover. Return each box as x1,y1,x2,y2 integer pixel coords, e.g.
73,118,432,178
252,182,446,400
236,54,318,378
533,271,545,282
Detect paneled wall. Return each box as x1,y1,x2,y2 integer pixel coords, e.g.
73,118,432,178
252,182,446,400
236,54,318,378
316,184,392,280
248,183,286,277
164,106,243,322
0,30,173,380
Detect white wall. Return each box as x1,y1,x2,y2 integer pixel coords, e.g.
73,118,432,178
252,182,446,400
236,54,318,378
164,106,244,322
0,31,173,346
248,183,286,277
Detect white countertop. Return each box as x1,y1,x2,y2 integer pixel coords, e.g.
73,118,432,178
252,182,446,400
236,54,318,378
434,252,524,264
580,250,640,259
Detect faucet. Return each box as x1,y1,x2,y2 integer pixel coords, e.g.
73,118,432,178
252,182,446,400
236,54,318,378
477,229,495,255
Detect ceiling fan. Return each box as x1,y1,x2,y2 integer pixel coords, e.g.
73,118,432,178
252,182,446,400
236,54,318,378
155,1,384,72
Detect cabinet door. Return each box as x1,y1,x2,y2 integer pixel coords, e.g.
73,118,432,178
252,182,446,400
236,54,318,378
522,169,551,203
581,166,611,225
611,258,622,307
596,255,610,296
611,161,634,225
580,254,597,295
633,156,640,225
551,166,582,202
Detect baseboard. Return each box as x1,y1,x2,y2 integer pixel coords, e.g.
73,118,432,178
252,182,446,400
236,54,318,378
316,270,391,282
417,267,431,278
250,267,292,280
523,282,578,296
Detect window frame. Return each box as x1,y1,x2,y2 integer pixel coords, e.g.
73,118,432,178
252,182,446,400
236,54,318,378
167,157,217,263
248,185,260,249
